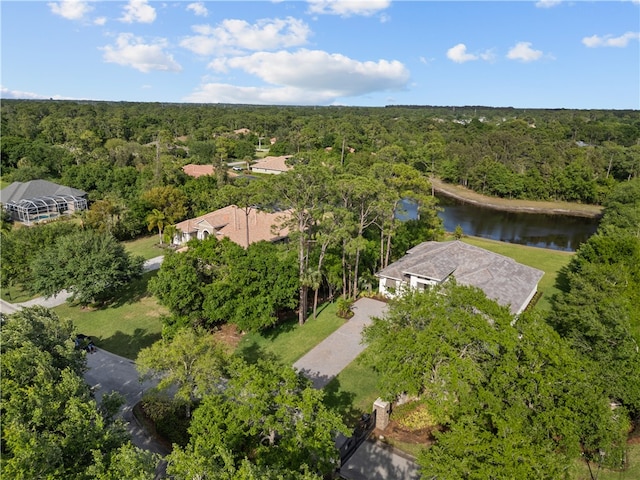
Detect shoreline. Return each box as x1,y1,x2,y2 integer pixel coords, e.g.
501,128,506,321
430,178,603,218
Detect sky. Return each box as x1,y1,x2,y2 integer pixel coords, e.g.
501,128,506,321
1,0,639,109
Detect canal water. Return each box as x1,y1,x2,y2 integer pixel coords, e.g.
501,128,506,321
401,197,600,252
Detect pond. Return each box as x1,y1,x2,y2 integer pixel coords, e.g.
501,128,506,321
400,197,600,252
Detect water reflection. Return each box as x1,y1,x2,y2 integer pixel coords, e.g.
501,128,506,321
401,197,600,252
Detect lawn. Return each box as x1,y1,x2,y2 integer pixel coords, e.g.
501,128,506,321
0,283,39,303
461,236,574,312
53,272,166,360
323,354,380,425
235,301,345,366
122,234,169,260
572,443,640,480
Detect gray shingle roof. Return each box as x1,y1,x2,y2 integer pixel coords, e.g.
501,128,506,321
377,240,544,314
0,180,86,204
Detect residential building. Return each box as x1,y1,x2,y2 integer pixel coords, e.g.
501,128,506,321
172,205,291,248
0,179,87,225
250,155,293,175
376,240,544,315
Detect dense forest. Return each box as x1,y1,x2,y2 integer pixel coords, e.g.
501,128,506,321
2,100,639,208
1,100,639,479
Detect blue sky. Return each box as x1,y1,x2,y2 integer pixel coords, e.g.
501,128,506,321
2,1,639,109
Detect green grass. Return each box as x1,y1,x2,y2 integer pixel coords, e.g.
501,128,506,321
235,302,345,366
461,236,574,312
323,355,381,425
122,235,169,260
53,272,166,360
0,283,38,303
572,444,640,480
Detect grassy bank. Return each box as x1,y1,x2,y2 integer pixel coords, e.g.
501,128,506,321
431,177,603,218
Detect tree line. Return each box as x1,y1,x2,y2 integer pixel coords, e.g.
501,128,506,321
2,100,638,212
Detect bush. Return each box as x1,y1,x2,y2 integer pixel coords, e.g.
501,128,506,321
336,296,354,319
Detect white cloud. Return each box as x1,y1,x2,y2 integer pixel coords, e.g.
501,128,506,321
207,49,409,98
184,83,340,105
1,86,71,100
307,0,391,17
101,33,181,73
582,32,640,48
181,17,311,56
446,44,478,63
187,2,208,17
120,0,156,24
535,0,562,8
506,42,543,62
48,0,92,20
94,17,107,26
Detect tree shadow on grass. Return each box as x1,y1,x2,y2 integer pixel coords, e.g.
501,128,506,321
258,317,298,341
98,328,162,360
104,271,158,309
553,263,572,294
323,377,362,427
234,339,281,365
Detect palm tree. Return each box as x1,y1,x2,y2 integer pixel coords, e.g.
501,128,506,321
163,224,179,245
146,208,166,245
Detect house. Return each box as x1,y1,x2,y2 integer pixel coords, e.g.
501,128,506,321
250,155,293,175
0,179,88,225
376,240,544,315
172,205,291,248
182,164,214,178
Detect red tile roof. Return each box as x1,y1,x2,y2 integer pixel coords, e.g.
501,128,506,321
174,205,291,248
182,164,214,178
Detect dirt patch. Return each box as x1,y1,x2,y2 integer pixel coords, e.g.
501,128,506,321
213,323,244,351
376,420,436,446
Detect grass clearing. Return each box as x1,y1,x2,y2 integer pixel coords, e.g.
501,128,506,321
235,301,345,366
461,236,574,312
122,235,169,260
53,272,166,360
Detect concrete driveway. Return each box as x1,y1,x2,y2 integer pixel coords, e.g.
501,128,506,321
84,348,169,455
293,297,387,389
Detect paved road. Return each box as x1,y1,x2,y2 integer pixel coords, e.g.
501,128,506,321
340,440,420,480
293,297,387,389
84,348,169,456
0,255,164,315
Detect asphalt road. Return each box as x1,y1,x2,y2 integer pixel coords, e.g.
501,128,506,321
84,348,170,455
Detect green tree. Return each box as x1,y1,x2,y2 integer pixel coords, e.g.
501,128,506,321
1,307,158,479
363,284,627,476
268,164,330,324
30,230,144,306
167,359,347,478
137,327,230,418
141,185,188,224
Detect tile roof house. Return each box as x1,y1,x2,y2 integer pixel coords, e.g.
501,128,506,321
250,155,293,175
376,240,544,315
0,179,88,225
182,164,215,178
173,205,292,249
